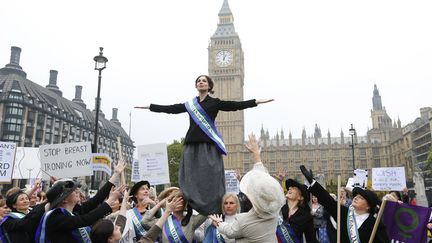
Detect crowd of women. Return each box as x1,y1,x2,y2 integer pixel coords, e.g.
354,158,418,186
0,75,429,242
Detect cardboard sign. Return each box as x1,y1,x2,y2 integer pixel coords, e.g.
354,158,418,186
225,170,240,194
92,153,112,176
13,147,41,179
137,143,170,186
372,167,406,191
39,142,92,180
353,169,368,188
0,142,17,183
131,158,140,182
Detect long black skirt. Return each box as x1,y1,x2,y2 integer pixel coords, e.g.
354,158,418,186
179,143,225,215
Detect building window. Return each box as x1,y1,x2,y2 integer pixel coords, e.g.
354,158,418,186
334,160,340,170
374,159,381,167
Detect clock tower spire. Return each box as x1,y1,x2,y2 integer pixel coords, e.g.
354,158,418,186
208,0,245,170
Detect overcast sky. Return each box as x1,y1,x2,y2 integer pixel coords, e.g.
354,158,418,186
1,0,431,147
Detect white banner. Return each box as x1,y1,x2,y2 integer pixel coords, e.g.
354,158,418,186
225,170,239,194
353,169,368,188
372,167,406,191
131,158,140,182
13,147,41,179
0,142,17,183
39,142,92,180
137,143,170,186
91,153,112,176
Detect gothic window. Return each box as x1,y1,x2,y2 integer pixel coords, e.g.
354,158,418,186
334,160,341,170
374,159,381,167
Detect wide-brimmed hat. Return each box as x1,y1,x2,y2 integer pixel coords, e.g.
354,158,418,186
46,179,80,209
285,179,310,203
352,187,379,212
158,187,180,201
130,180,151,203
239,169,285,219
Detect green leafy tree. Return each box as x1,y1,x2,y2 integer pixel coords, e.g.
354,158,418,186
167,138,184,187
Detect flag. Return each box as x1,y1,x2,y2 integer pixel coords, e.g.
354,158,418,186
383,200,431,243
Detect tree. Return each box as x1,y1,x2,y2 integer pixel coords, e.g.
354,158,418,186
167,138,184,187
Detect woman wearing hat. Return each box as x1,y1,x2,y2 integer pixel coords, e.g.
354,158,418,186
300,165,391,243
278,179,316,243
209,134,286,243
142,187,207,243
0,186,48,242
122,180,154,241
36,179,124,242
135,75,273,220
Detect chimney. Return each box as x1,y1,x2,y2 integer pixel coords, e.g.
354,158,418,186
10,47,21,66
0,46,27,77
72,85,86,108
110,108,121,126
46,70,62,96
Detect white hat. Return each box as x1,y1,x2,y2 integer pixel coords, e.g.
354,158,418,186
239,169,285,219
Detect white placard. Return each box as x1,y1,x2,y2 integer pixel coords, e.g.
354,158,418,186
39,142,92,180
91,153,112,176
372,167,406,191
131,158,140,182
137,143,170,186
13,147,41,179
0,142,17,183
225,170,239,194
353,169,368,188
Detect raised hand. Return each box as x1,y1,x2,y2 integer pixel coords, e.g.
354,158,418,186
273,166,287,182
209,214,224,227
165,196,183,213
300,165,314,184
245,133,261,163
114,160,126,175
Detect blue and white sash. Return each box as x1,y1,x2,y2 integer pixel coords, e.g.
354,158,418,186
164,215,189,243
204,224,225,243
35,208,91,243
185,97,227,155
131,207,147,238
276,217,301,243
347,205,361,243
0,212,25,243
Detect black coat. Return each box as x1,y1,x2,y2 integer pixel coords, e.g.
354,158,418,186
1,203,46,243
309,182,390,243
282,205,317,243
150,95,257,144
44,180,114,242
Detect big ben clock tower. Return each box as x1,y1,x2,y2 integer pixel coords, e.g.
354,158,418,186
208,0,245,169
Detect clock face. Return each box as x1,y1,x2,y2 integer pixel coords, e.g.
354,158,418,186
215,50,233,67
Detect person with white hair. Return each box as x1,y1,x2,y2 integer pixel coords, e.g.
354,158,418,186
209,134,286,243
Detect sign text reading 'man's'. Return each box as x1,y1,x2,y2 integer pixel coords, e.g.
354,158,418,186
39,142,92,180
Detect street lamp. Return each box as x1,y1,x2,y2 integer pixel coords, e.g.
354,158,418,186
91,47,108,189
349,123,356,171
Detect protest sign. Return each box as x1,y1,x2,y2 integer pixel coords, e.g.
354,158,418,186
353,169,368,188
92,153,112,176
0,142,17,183
137,143,170,185
131,158,140,182
13,147,41,179
225,170,239,194
383,201,431,243
372,167,406,191
39,142,92,180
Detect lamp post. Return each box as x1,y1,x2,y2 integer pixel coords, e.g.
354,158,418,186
349,123,356,171
91,47,108,189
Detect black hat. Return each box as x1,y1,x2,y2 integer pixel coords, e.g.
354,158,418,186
285,179,310,204
352,187,379,213
46,179,80,209
6,190,26,209
130,180,150,203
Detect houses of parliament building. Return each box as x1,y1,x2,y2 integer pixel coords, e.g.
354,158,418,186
208,0,431,200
